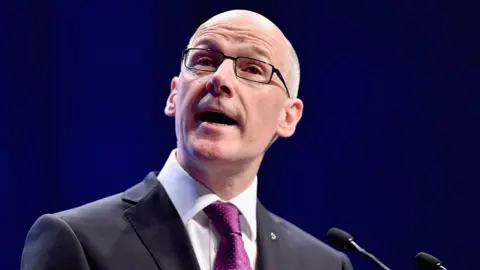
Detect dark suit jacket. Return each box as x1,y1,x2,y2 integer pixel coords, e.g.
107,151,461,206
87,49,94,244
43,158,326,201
21,172,353,270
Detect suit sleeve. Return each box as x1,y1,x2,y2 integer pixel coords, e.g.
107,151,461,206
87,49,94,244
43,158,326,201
21,214,90,270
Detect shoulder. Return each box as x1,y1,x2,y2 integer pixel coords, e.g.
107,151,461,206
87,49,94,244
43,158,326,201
271,212,332,251
54,192,127,225
43,192,134,244
21,193,126,270
27,192,131,246
27,172,160,242
29,191,129,232
21,193,133,270
270,212,353,270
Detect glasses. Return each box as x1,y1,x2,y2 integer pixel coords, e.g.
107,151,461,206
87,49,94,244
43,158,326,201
182,48,290,98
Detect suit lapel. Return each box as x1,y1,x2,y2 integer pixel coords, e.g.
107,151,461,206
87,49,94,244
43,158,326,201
122,172,201,270
256,202,294,270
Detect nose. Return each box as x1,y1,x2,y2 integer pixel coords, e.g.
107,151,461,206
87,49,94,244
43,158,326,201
206,59,236,97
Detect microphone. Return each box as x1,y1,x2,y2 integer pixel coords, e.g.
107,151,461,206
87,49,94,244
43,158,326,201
415,252,447,270
326,227,391,270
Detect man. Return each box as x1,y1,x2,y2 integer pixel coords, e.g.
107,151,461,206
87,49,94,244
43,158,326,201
21,9,353,270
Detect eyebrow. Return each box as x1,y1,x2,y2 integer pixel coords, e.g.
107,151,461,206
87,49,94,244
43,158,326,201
238,45,272,63
192,38,273,63
192,38,221,51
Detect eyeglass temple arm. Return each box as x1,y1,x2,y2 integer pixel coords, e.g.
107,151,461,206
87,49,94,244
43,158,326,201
274,68,290,98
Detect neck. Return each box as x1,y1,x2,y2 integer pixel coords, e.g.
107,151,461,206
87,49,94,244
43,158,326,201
176,150,262,200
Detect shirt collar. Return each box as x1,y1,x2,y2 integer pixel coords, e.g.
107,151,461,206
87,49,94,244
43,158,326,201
157,149,258,240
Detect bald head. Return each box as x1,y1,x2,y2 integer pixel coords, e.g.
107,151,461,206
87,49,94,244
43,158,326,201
187,10,300,98
203,10,276,30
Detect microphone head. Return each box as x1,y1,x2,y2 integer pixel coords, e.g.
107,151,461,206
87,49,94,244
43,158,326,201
415,252,442,270
326,227,355,251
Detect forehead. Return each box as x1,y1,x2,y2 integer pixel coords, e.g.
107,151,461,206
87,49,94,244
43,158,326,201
190,16,287,65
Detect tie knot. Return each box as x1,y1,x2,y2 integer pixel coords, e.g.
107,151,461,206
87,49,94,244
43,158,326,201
204,201,241,235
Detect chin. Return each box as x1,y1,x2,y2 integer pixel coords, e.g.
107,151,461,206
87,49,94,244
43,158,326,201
187,137,240,163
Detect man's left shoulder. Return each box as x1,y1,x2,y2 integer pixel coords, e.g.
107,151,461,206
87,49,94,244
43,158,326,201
270,213,353,269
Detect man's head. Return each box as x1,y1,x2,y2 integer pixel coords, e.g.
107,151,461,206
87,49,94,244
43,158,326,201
165,9,303,168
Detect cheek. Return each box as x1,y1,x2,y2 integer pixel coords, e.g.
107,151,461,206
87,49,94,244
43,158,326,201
175,78,199,111
176,75,208,108
250,97,283,130
175,77,207,129
182,71,208,88
173,83,192,131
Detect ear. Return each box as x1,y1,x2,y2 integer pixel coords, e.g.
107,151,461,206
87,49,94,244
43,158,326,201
276,98,304,138
165,77,178,117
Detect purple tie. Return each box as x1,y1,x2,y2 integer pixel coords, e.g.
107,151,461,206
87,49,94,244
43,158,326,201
204,201,252,270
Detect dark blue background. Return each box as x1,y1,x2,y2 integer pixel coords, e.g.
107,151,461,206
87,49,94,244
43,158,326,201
3,0,479,269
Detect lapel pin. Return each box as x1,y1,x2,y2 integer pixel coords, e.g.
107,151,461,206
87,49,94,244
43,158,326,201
270,232,276,240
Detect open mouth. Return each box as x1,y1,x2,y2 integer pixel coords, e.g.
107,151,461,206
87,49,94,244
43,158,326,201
197,111,238,126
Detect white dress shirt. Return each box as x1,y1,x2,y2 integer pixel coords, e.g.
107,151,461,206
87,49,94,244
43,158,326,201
156,149,258,270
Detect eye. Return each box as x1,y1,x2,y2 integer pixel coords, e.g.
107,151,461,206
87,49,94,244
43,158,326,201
196,57,214,66
244,65,263,75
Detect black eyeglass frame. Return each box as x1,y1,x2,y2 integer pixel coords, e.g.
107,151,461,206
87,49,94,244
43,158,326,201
182,48,291,98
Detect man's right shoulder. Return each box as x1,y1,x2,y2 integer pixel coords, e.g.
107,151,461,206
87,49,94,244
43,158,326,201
21,192,134,270
31,171,161,238
50,192,129,228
